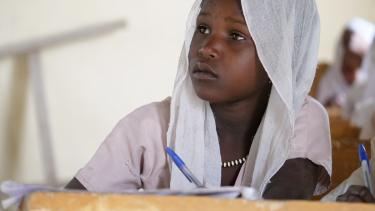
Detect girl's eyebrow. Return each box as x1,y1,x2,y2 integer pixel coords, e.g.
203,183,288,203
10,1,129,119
198,11,246,26
225,17,246,26
198,11,210,17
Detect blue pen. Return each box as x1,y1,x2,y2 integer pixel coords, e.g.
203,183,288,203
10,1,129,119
358,144,374,194
165,147,204,188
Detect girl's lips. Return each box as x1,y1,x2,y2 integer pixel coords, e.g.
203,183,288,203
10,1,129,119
192,62,218,80
192,71,218,80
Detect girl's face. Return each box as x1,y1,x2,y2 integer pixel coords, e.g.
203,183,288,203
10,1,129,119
188,0,269,104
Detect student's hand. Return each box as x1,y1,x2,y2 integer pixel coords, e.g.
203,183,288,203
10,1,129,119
262,158,321,199
336,185,375,203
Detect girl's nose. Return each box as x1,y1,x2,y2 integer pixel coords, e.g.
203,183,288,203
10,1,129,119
198,38,220,59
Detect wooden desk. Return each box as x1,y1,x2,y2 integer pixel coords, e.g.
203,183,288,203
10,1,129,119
328,107,361,141
21,192,375,211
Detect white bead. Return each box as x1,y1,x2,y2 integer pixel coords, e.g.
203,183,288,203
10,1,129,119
221,155,248,168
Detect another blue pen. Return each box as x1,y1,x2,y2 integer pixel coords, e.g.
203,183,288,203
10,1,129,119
165,147,204,188
358,144,374,194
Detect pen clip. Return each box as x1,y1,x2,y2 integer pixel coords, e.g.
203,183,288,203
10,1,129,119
166,147,185,168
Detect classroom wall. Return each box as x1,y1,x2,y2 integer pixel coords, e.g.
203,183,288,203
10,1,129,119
316,0,375,62
0,0,375,184
0,0,196,184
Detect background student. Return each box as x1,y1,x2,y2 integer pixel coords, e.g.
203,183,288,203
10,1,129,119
317,18,375,107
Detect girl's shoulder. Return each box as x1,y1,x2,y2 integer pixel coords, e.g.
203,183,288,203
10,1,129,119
113,97,171,144
295,96,330,143
299,96,329,123
293,95,331,156
119,97,171,126
74,98,172,191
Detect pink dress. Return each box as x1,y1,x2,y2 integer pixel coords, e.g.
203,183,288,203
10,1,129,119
76,96,331,193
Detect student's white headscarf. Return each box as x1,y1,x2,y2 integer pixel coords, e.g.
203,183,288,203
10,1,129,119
317,18,375,106
167,0,320,195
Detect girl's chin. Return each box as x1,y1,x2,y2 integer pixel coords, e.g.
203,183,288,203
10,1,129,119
194,90,217,103
193,90,226,104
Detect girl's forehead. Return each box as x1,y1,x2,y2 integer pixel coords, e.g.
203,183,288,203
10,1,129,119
199,0,244,19
200,0,242,12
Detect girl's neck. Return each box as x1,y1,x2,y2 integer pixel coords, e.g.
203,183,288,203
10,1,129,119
210,85,271,144
212,84,272,187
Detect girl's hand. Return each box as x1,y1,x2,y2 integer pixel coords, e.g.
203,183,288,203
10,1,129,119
336,185,375,203
262,158,321,200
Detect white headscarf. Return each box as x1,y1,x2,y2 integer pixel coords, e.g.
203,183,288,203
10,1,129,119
167,0,320,195
317,18,375,106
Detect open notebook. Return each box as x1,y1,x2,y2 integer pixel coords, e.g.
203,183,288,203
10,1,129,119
0,180,260,209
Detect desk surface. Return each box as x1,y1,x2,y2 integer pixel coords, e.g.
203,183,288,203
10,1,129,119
22,192,375,211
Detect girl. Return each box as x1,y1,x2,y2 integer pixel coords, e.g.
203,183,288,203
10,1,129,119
67,0,331,199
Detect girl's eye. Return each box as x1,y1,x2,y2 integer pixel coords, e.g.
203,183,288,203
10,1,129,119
230,32,245,41
197,25,210,34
